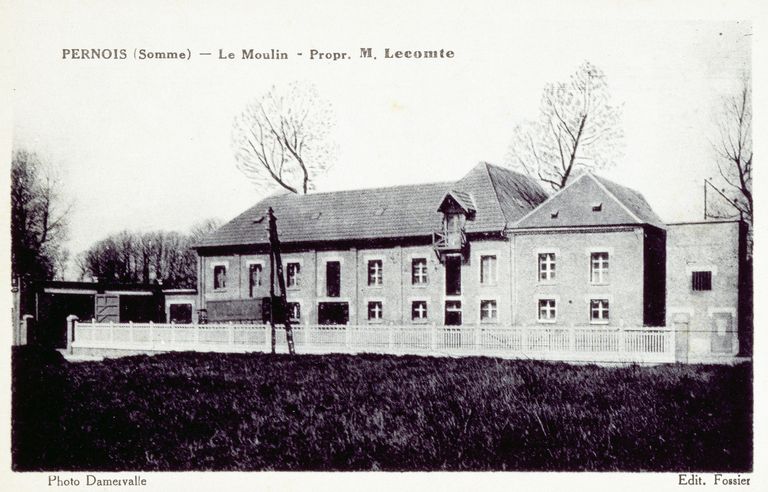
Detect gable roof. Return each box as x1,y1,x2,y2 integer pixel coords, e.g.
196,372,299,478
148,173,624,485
513,173,665,229
439,190,476,214
194,162,547,249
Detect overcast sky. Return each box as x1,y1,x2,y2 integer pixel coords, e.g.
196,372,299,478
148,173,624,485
7,2,752,279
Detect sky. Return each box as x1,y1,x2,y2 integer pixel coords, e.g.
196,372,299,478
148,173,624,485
5,1,754,280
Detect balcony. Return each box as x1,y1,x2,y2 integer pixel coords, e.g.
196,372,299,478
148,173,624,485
432,229,468,257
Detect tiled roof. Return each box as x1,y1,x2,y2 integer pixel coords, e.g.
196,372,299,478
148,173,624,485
194,162,547,249
591,175,665,228
513,173,665,229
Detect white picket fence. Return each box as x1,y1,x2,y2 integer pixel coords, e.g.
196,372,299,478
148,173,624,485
70,321,676,363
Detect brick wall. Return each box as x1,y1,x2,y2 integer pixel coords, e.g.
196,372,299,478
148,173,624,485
199,238,511,326
510,228,646,326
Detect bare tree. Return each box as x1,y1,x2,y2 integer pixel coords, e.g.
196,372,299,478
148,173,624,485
232,82,336,195
507,61,623,190
189,217,223,243
709,76,752,230
77,220,223,288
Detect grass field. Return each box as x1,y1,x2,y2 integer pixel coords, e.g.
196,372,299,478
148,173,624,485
12,347,752,471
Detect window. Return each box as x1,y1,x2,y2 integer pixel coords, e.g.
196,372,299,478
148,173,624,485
445,300,462,326
692,271,712,291
480,255,497,284
286,262,301,288
367,301,383,321
590,252,609,284
169,303,192,324
538,299,556,322
326,261,341,297
411,301,428,321
480,300,498,322
368,259,383,286
590,299,609,323
287,302,301,323
248,263,263,297
213,265,227,290
412,258,428,285
538,253,556,282
591,202,603,212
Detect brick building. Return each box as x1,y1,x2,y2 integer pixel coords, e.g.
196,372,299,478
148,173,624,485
192,162,750,361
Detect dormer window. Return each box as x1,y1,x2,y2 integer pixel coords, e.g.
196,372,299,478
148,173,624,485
550,210,559,219
592,202,603,212
434,191,473,256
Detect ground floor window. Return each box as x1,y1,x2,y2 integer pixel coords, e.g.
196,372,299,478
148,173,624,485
445,300,462,326
538,299,556,322
411,301,428,321
480,300,498,323
318,302,349,325
589,299,609,323
367,301,383,321
169,303,193,324
287,302,301,324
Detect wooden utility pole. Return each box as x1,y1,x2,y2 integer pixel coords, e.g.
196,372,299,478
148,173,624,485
266,207,296,355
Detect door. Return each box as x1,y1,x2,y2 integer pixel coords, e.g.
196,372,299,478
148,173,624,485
444,300,462,349
672,312,690,363
95,294,119,322
445,255,462,295
711,312,735,354
326,261,341,297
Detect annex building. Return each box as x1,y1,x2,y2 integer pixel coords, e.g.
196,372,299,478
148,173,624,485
193,162,750,363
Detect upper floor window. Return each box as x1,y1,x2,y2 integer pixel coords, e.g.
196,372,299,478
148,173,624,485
411,300,428,321
590,299,610,323
412,258,428,285
286,262,301,289
692,271,712,291
248,263,263,297
326,261,341,297
538,253,556,282
367,301,383,321
590,252,609,284
368,259,383,286
480,255,497,284
538,298,556,322
213,265,227,290
480,300,498,323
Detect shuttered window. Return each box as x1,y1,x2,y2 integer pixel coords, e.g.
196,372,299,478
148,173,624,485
692,271,712,291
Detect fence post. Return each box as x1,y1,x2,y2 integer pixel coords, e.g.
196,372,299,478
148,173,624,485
388,325,393,353
229,322,235,348
569,324,576,353
110,321,115,344
617,326,625,361
344,325,351,351
474,326,481,355
521,326,528,355
264,325,271,353
430,323,437,352
66,315,79,355
129,321,134,345
22,314,34,346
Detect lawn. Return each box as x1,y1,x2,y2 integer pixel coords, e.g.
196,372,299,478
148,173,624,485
12,346,752,471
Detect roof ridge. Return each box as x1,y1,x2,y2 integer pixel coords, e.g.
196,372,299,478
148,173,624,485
478,162,508,228
510,172,589,227
289,180,454,199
